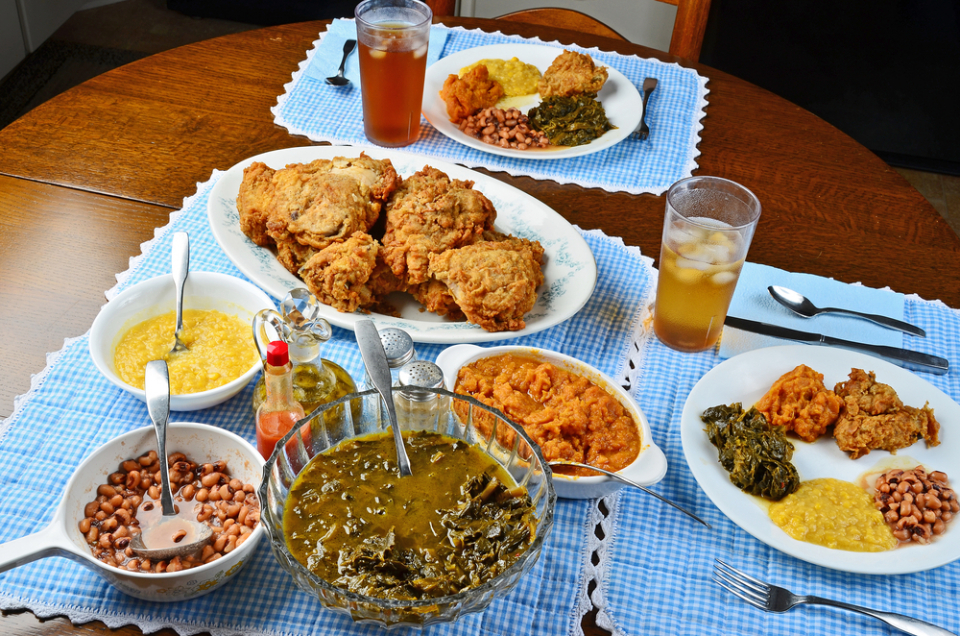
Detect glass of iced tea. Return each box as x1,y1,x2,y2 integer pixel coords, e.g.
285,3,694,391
653,176,761,352
355,0,432,147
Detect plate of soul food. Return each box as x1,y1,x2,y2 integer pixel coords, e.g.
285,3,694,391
680,345,960,574
207,146,597,344
422,43,643,160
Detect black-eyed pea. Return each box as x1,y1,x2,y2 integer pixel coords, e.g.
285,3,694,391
934,519,947,534
205,553,222,564
233,490,246,504
924,509,937,523
148,485,160,500
138,454,152,467
125,470,141,489
227,524,241,537
226,503,242,518
899,500,912,517
195,488,209,502
99,533,114,549
202,545,215,560
98,484,117,497
85,501,100,518
155,561,167,573
101,517,118,532
167,558,182,573
943,511,954,522
223,536,238,554
879,482,890,493
79,518,92,534
114,524,129,538
928,496,942,510
912,481,924,494
897,481,910,494
214,535,228,552
239,525,251,536
109,493,124,508
903,492,914,505
153,471,162,483
95,510,108,521
229,478,242,491
115,537,130,550
125,546,134,558
236,533,251,547
100,501,115,515
930,471,948,483
243,483,255,493
168,452,186,465
237,506,248,526
139,475,152,489
951,501,959,513
86,526,99,543
141,559,151,571
197,504,214,522
208,486,222,501
181,484,196,501
109,471,126,485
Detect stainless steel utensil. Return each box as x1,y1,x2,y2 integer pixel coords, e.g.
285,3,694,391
769,285,925,337
169,231,190,355
355,319,413,477
723,316,949,373
714,559,955,636
130,360,213,560
326,39,357,86
549,460,710,528
635,77,658,140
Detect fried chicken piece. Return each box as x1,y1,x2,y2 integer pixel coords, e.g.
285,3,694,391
381,166,497,286
832,368,941,459
275,239,318,276
298,232,404,314
439,65,505,123
236,162,277,247
755,364,843,442
537,50,608,98
427,238,545,332
410,279,465,320
264,154,400,251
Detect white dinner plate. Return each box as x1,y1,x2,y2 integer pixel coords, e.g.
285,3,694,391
681,345,960,574
207,146,597,344
421,44,643,160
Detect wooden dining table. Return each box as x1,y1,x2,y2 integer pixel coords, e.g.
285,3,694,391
1,15,959,636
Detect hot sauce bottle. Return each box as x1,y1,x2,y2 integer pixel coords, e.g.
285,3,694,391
255,340,305,460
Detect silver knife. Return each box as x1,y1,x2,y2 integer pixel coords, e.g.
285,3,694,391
724,316,949,374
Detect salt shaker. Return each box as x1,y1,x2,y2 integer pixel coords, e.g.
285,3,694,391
361,328,415,390
395,360,446,431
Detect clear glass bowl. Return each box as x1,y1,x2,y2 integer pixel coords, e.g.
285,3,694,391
259,387,556,629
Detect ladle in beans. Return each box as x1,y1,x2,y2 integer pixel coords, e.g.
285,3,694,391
129,360,213,560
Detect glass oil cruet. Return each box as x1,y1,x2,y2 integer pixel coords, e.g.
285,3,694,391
251,288,357,414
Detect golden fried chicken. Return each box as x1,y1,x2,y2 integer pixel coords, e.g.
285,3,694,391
236,161,277,247
236,154,400,253
298,232,404,314
263,155,400,250
439,65,505,122
538,50,608,98
755,364,843,442
381,166,497,286
832,368,941,459
427,238,545,332
410,279,465,320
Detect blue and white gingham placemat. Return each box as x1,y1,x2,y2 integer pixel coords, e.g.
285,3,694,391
272,20,709,196
593,298,960,635
0,171,657,636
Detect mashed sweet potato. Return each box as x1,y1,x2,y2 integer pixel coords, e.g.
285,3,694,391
453,353,640,476
755,364,843,442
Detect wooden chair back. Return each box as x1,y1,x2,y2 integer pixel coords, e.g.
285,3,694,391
494,1,711,61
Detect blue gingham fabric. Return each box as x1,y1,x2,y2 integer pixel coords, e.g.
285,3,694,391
272,20,709,196
0,171,656,636
594,298,960,635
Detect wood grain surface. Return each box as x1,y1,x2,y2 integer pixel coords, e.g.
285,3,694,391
0,16,957,636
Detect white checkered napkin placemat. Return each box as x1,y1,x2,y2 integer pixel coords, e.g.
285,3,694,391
273,21,709,196
0,171,660,636
591,299,960,636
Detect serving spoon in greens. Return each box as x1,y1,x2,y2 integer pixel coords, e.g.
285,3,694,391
355,319,413,477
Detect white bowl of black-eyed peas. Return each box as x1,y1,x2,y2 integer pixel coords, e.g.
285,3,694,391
0,422,265,602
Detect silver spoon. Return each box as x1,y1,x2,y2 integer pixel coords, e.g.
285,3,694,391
326,39,357,86
355,319,413,477
549,461,710,528
130,360,213,560
169,232,190,354
768,285,925,337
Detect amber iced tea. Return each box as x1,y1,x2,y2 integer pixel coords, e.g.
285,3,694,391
653,177,760,352
355,0,432,147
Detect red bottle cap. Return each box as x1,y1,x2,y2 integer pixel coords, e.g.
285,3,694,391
265,340,289,366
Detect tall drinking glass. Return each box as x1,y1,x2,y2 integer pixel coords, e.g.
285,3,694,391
653,176,761,352
355,0,432,147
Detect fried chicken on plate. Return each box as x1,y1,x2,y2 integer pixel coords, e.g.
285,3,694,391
832,368,940,459
298,232,404,314
538,50,608,98
381,166,497,286
236,153,400,273
427,238,545,332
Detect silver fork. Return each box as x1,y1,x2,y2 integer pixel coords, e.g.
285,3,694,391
635,77,657,140
714,560,956,636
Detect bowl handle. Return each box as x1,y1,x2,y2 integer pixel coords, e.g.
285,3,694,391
618,442,668,487
0,523,73,574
